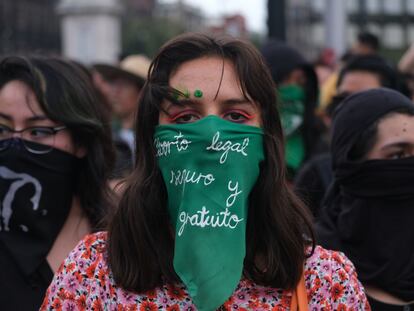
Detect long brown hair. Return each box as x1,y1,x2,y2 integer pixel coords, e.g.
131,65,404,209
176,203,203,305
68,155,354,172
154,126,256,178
108,33,314,292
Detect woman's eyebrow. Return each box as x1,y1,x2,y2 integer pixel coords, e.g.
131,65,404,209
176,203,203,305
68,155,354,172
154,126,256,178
380,142,412,150
0,112,11,121
164,99,198,110
221,98,257,109
222,98,252,105
0,113,47,121
27,115,48,122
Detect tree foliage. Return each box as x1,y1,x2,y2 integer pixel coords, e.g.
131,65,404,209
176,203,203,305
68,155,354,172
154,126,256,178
122,16,186,58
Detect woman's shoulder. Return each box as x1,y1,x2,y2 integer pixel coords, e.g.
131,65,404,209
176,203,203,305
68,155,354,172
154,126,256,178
40,232,111,310
41,238,369,310
303,245,370,309
61,231,109,271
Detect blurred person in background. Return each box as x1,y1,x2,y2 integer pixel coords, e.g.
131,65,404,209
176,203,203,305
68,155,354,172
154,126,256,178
94,55,151,185
0,56,114,310
320,31,380,115
352,32,380,56
94,54,151,153
295,54,401,219
318,51,353,114
261,41,323,178
317,88,414,310
337,54,398,96
397,42,414,101
313,48,336,87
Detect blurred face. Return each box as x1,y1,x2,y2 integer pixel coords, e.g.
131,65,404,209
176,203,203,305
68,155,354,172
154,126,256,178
315,64,333,85
159,57,261,126
92,70,113,101
352,43,376,56
110,77,141,120
0,80,84,157
338,70,382,94
366,113,414,160
281,68,306,88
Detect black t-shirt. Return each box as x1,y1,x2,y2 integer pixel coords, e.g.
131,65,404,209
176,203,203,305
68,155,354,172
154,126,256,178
294,153,333,218
0,242,53,311
368,295,414,311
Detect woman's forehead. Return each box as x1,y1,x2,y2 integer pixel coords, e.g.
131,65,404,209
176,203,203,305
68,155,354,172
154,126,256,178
168,57,245,99
0,80,44,117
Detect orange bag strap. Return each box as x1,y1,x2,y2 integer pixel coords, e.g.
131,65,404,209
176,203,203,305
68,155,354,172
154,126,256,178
290,272,308,311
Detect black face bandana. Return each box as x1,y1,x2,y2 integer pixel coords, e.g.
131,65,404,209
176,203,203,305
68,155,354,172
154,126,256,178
0,139,80,277
317,88,414,301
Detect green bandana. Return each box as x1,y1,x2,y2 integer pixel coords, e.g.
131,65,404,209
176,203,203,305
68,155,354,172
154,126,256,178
154,115,264,311
278,85,305,171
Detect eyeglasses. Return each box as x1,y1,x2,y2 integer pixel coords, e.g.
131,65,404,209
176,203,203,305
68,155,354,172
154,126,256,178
0,124,67,154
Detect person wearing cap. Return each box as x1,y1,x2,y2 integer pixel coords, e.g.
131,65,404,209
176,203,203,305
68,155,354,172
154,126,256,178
94,55,151,153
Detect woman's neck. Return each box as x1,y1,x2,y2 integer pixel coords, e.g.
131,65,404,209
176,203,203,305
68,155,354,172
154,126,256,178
46,196,91,272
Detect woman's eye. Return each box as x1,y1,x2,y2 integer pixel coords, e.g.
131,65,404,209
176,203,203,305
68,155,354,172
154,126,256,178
29,128,52,138
0,125,11,136
173,114,199,124
224,111,250,123
389,151,406,160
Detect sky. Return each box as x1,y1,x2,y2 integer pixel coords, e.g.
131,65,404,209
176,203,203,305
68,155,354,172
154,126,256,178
159,0,267,34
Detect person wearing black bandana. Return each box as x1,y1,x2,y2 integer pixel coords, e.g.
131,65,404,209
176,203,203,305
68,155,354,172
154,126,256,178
317,88,414,309
0,56,114,310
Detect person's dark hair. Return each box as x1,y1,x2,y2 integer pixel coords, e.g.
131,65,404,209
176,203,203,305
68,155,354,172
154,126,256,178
349,107,414,161
108,33,315,293
357,32,380,51
340,50,355,64
0,56,115,229
326,92,351,118
337,54,397,90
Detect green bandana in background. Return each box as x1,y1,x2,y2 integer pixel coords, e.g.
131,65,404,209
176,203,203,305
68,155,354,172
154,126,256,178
154,115,264,311
278,85,305,172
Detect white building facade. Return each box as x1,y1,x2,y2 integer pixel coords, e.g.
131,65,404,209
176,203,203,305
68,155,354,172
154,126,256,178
57,0,122,64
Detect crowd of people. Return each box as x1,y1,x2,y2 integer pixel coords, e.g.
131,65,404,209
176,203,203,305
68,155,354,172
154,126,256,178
0,30,413,310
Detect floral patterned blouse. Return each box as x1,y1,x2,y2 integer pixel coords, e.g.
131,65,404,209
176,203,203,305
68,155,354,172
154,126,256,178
40,232,370,310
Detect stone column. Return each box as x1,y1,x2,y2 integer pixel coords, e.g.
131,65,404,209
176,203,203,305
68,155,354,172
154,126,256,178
325,0,347,57
57,0,122,64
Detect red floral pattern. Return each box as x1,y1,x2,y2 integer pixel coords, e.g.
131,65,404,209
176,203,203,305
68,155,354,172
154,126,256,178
40,232,370,310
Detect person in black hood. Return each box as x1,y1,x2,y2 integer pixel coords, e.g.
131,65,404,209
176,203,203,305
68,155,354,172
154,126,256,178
261,40,323,178
317,88,414,309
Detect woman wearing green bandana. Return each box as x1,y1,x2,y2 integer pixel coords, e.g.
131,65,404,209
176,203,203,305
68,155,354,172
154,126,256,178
42,33,369,311
261,40,324,178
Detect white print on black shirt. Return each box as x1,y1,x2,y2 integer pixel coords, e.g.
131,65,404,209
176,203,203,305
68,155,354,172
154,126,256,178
0,166,42,231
